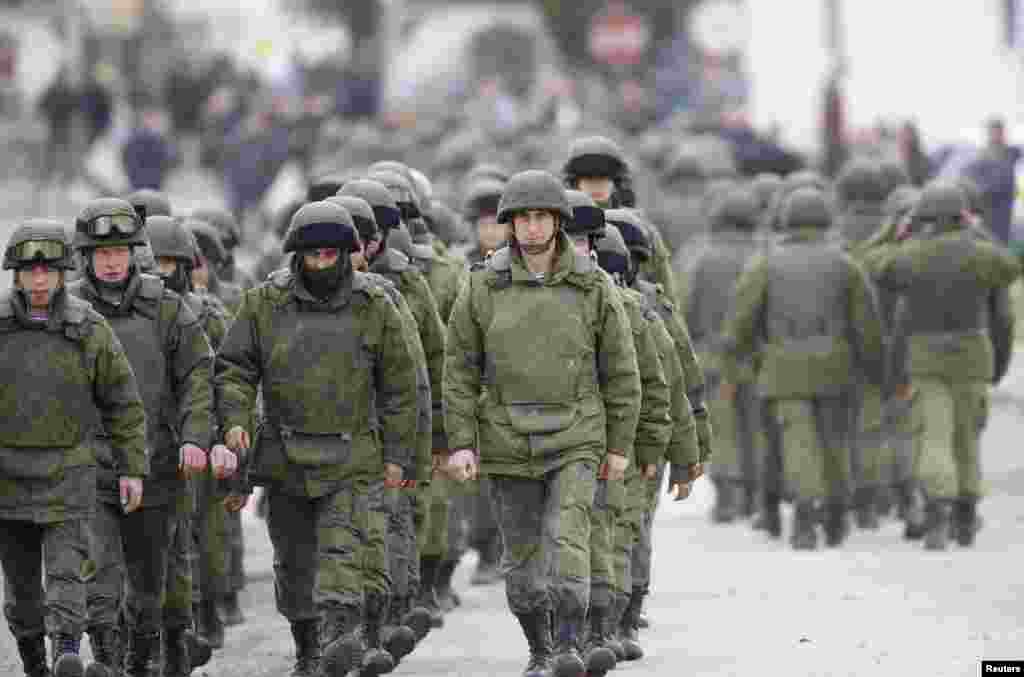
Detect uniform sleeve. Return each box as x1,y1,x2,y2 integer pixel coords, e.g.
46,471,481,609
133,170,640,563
597,280,642,455
989,286,1015,385
659,288,711,461
630,305,673,468
391,289,434,479
373,293,419,470
846,258,885,388
722,255,768,385
657,321,700,467
443,273,484,451
91,318,149,478
170,298,214,449
976,241,1022,288
214,290,262,437
649,226,679,305
407,271,448,451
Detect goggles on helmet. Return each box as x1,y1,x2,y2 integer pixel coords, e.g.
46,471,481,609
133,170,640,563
12,240,66,265
85,213,142,238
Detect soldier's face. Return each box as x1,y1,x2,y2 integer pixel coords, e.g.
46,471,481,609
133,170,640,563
512,210,557,250
16,263,61,308
302,248,340,270
92,246,132,282
577,176,614,204
476,212,505,253
156,257,178,277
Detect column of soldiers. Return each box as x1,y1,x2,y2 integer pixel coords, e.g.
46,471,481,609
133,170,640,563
3,124,1018,677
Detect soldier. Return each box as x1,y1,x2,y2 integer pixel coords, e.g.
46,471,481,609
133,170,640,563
460,177,508,269
68,198,214,677
444,170,641,677
0,222,147,677
721,188,885,549
215,201,419,677
683,187,763,523
190,206,257,291
874,181,1020,550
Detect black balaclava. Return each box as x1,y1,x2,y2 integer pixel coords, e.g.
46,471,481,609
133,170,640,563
297,252,351,301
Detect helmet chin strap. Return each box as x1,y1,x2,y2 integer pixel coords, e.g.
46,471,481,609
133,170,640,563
518,230,558,256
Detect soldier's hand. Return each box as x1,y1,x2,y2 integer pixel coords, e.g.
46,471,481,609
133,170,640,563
224,494,248,513
448,449,479,483
719,382,738,401
210,444,238,480
119,476,144,513
642,464,658,480
687,463,705,482
179,443,208,478
667,464,692,502
225,426,251,452
602,451,629,481
894,383,915,401
384,463,404,489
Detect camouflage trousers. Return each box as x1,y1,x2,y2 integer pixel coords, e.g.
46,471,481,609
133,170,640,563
765,397,852,501
589,477,626,609
489,461,597,617
416,478,451,560
1,518,91,639
708,381,761,491
912,377,988,499
193,479,228,605
388,490,419,598
468,475,500,560
265,482,369,622
363,480,392,599
87,502,171,635
632,462,664,592
613,474,645,596
225,509,245,593
850,384,893,491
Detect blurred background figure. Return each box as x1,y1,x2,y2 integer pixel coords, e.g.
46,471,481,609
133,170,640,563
121,105,177,191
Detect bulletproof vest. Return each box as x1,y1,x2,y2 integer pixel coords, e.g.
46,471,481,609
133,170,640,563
900,234,990,335
834,205,884,247
479,247,600,435
0,292,96,448
259,270,378,465
762,242,850,343
687,232,759,351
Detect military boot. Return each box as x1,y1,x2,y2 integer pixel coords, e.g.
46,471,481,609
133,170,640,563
289,619,321,677
551,608,585,677
359,592,395,676
197,599,224,650
618,590,644,662
470,536,503,586
514,610,553,677
381,596,416,663
854,487,880,530
16,633,50,677
581,606,616,677
162,627,190,677
903,484,927,540
219,592,245,627
416,556,445,628
321,605,364,677
739,483,759,519
51,634,84,677
823,498,850,547
601,599,626,663
186,628,211,671
123,631,159,677
753,493,782,538
84,626,120,677
710,479,740,524
790,501,818,550
398,594,432,642
923,500,952,551
954,497,980,547
435,559,462,612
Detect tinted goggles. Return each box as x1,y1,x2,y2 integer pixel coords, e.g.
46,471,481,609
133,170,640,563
13,240,66,264
85,213,141,238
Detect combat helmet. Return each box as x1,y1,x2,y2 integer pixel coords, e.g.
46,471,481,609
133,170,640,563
497,171,572,224
282,202,359,254
3,219,75,270
564,189,606,239
74,198,148,250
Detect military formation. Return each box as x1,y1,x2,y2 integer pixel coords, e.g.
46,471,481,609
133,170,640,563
0,119,1018,677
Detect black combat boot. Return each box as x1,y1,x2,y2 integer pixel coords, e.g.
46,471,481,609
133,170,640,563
16,633,50,677
398,594,432,642
710,479,740,524
84,626,120,677
551,606,585,677
790,500,819,550
359,592,395,676
197,599,224,650
823,498,850,547
123,631,158,677
514,610,553,677
753,493,782,538
381,596,417,663
902,484,927,540
289,619,321,677
739,482,759,519
854,487,880,530
321,605,364,677
219,592,245,627
954,496,980,547
601,599,625,663
186,628,211,670
51,634,84,677
416,556,445,629
162,627,190,677
924,500,953,551
434,559,462,612
581,605,617,677
618,590,644,662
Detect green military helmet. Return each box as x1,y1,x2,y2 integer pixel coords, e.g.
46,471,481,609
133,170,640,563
910,180,966,226
308,173,349,202
327,195,378,244
125,188,172,219
409,167,434,205
563,135,628,182
835,159,887,205
883,185,920,222
386,224,434,261
427,200,467,245
337,179,402,234
702,177,741,218
190,207,242,251
464,163,511,188
594,222,632,282
780,187,834,230
751,173,783,211
710,187,761,232
784,169,829,193
283,201,359,254
367,169,421,220
605,208,652,261
878,159,911,197
74,197,148,250
462,178,505,221
497,170,572,224
3,219,75,270
187,219,230,268
146,215,198,265
564,189,606,238
662,145,706,185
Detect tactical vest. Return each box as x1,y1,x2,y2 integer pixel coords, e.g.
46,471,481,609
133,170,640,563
688,233,758,355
